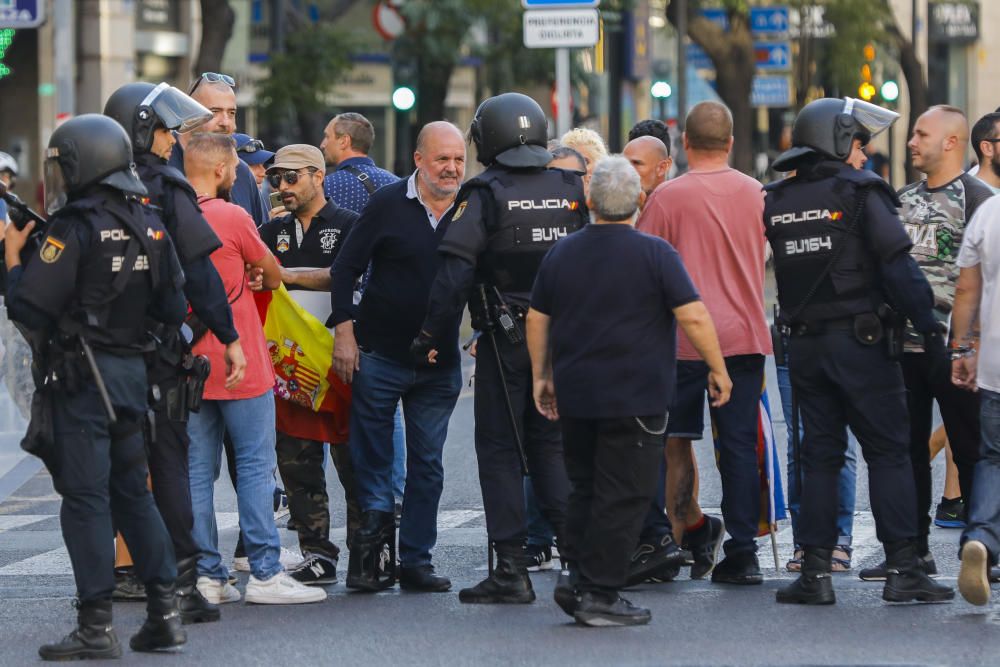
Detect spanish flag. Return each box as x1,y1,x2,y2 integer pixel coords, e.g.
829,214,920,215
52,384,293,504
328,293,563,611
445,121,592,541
254,285,351,444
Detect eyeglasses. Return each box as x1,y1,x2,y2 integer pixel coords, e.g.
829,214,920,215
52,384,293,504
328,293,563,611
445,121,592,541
189,72,236,96
267,168,317,188
238,139,265,154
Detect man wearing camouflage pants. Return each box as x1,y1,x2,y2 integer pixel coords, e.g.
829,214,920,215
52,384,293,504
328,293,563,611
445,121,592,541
860,105,994,581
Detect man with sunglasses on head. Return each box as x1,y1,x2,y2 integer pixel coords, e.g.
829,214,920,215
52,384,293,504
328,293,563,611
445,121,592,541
167,73,266,228
258,145,361,587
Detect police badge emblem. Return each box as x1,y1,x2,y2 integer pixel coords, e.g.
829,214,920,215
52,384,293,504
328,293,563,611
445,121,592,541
276,233,290,253
452,200,468,221
40,236,65,263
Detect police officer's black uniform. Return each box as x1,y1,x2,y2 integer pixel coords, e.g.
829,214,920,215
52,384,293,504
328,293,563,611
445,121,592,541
414,93,588,603
764,97,954,605
104,82,237,622
6,115,189,659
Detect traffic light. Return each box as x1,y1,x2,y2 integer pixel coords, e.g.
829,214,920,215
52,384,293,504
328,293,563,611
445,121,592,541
881,80,899,103
650,80,672,99
392,86,415,111
0,29,15,80
859,42,875,101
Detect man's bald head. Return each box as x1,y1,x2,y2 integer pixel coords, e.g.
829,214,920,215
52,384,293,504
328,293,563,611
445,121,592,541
414,121,466,199
909,104,969,178
184,132,238,199
415,121,464,154
623,135,672,197
684,101,733,153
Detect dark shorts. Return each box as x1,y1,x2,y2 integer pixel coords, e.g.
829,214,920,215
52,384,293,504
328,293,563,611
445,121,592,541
666,360,710,439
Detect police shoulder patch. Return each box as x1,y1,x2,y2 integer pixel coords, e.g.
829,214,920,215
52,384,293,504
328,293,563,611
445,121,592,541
39,236,66,264
452,200,468,221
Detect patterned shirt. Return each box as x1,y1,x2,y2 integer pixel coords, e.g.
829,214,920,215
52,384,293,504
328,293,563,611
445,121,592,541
322,156,399,214
897,172,994,349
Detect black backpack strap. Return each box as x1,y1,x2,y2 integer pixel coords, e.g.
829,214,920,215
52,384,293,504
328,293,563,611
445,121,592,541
342,165,378,195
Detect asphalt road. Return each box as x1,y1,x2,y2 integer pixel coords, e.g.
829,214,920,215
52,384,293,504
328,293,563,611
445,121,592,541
1,360,998,666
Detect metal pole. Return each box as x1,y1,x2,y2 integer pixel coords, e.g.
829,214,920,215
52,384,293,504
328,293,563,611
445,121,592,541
53,0,74,120
676,0,687,129
888,123,895,186
556,47,571,138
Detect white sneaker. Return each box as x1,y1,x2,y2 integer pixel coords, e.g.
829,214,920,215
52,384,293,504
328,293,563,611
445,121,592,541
245,571,327,604
232,556,250,572
279,547,302,569
196,576,242,604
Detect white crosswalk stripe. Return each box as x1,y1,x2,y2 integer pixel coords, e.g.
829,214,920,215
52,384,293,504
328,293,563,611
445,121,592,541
0,510,486,577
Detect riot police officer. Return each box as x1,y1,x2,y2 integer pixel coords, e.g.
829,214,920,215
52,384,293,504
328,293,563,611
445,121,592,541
413,93,588,603
764,97,954,605
104,82,245,622
5,114,188,659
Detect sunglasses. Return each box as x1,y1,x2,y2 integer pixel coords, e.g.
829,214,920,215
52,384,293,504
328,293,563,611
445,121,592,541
189,72,236,96
238,139,266,154
267,168,317,188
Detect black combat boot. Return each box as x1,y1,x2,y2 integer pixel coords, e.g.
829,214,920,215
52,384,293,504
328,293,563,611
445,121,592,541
882,540,955,603
39,599,122,661
175,555,220,624
459,547,535,604
346,510,397,592
554,567,581,617
776,547,835,605
129,581,187,652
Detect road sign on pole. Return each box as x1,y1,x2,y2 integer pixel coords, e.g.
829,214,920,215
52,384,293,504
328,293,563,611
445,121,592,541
523,9,600,49
0,0,44,28
521,0,599,7
754,41,791,70
752,76,791,107
750,7,789,35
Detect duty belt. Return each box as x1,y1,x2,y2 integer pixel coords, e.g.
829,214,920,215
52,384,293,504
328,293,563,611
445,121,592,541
789,316,858,337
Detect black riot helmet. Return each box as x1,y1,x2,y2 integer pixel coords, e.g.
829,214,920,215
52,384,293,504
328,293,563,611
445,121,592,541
772,97,899,172
44,114,147,214
470,92,552,168
104,81,212,154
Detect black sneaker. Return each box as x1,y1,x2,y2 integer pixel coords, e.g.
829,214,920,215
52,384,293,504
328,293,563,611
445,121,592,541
711,550,763,585
626,534,690,586
112,570,146,601
573,591,651,627
934,497,966,529
553,571,580,617
859,553,937,582
684,515,725,580
526,544,554,572
289,554,338,586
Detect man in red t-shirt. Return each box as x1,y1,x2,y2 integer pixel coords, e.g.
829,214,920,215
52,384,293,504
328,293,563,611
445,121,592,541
637,101,772,586
183,133,326,606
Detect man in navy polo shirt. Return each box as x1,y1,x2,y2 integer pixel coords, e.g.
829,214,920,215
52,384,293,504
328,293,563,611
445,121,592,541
526,156,732,627
320,112,399,214
258,144,360,587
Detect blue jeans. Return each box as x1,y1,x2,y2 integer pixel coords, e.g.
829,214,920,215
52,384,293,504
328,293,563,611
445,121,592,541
349,351,462,567
778,362,857,547
525,476,555,547
962,388,1000,562
188,391,282,582
392,403,406,501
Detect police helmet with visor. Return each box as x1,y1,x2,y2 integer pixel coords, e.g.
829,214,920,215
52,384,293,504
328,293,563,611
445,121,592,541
772,97,898,172
104,81,212,154
470,93,552,168
44,114,147,214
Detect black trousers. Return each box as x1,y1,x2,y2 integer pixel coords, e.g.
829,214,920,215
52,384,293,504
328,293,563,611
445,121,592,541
790,332,918,548
561,414,666,592
474,332,569,549
902,351,980,538
276,432,361,560
51,353,175,602
145,373,200,561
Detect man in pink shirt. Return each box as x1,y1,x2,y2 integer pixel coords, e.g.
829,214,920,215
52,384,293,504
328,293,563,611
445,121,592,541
637,101,772,585
183,133,326,606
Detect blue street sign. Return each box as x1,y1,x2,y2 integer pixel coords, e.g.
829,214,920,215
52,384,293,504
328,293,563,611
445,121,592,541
755,41,791,70
521,0,600,7
687,43,713,70
0,0,44,28
752,75,791,107
750,7,789,35
700,8,728,31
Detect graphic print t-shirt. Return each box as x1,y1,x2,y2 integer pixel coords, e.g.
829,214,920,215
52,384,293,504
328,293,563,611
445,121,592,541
897,173,993,349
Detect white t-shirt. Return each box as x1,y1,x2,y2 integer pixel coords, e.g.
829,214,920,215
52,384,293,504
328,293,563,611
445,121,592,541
958,194,1000,392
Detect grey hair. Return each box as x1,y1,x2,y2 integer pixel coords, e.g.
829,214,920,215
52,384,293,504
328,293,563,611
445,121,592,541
588,155,641,222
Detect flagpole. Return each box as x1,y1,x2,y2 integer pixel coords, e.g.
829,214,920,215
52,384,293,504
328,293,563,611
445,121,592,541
770,523,780,574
